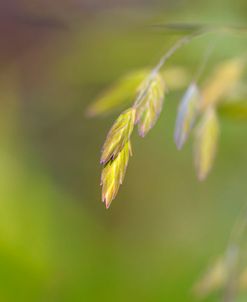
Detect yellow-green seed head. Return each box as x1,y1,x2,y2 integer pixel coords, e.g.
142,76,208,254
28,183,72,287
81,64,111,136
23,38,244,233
100,108,135,165
135,72,165,137
101,141,132,208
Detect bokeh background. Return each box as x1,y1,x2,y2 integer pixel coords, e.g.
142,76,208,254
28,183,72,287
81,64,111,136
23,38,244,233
0,0,247,301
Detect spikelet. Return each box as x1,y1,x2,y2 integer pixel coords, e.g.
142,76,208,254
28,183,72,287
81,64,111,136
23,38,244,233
135,72,165,137
194,245,240,298
201,58,245,110
174,83,201,149
193,257,227,298
101,141,132,208
86,69,149,117
194,107,219,180
100,108,135,165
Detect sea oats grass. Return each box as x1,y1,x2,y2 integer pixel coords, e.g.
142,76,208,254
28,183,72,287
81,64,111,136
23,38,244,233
87,25,247,208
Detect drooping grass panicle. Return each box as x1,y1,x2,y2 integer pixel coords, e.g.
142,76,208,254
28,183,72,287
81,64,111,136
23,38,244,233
134,72,166,137
101,141,132,209
194,106,220,181
100,108,135,165
86,26,247,208
174,83,201,149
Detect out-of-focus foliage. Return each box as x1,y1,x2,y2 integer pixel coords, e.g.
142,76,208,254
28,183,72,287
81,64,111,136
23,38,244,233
86,69,149,117
194,210,247,301
162,66,190,89
219,100,247,121
194,257,228,297
201,58,245,110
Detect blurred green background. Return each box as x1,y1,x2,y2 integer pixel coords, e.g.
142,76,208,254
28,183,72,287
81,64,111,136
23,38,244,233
0,0,247,301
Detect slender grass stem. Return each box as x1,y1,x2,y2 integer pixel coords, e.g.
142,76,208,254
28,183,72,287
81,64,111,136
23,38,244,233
133,31,206,108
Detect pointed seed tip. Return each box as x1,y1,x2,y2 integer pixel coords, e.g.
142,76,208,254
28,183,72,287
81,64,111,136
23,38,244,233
100,158,106,165
138,130,146,138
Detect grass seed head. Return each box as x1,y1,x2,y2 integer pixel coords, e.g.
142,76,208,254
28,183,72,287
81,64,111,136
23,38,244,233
135,72,165,137
100,108,135,165
194,107,219,181
101,141,132,208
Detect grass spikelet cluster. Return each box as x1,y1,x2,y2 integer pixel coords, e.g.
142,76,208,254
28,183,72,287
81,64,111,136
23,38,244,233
87,31,247,208
101,141,132,209
135,72,165,137
99,71,166,208
100,108,135,165
100,108,135,208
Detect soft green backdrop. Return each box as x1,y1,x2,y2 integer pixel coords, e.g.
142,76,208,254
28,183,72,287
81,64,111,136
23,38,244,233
0,0,247,301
